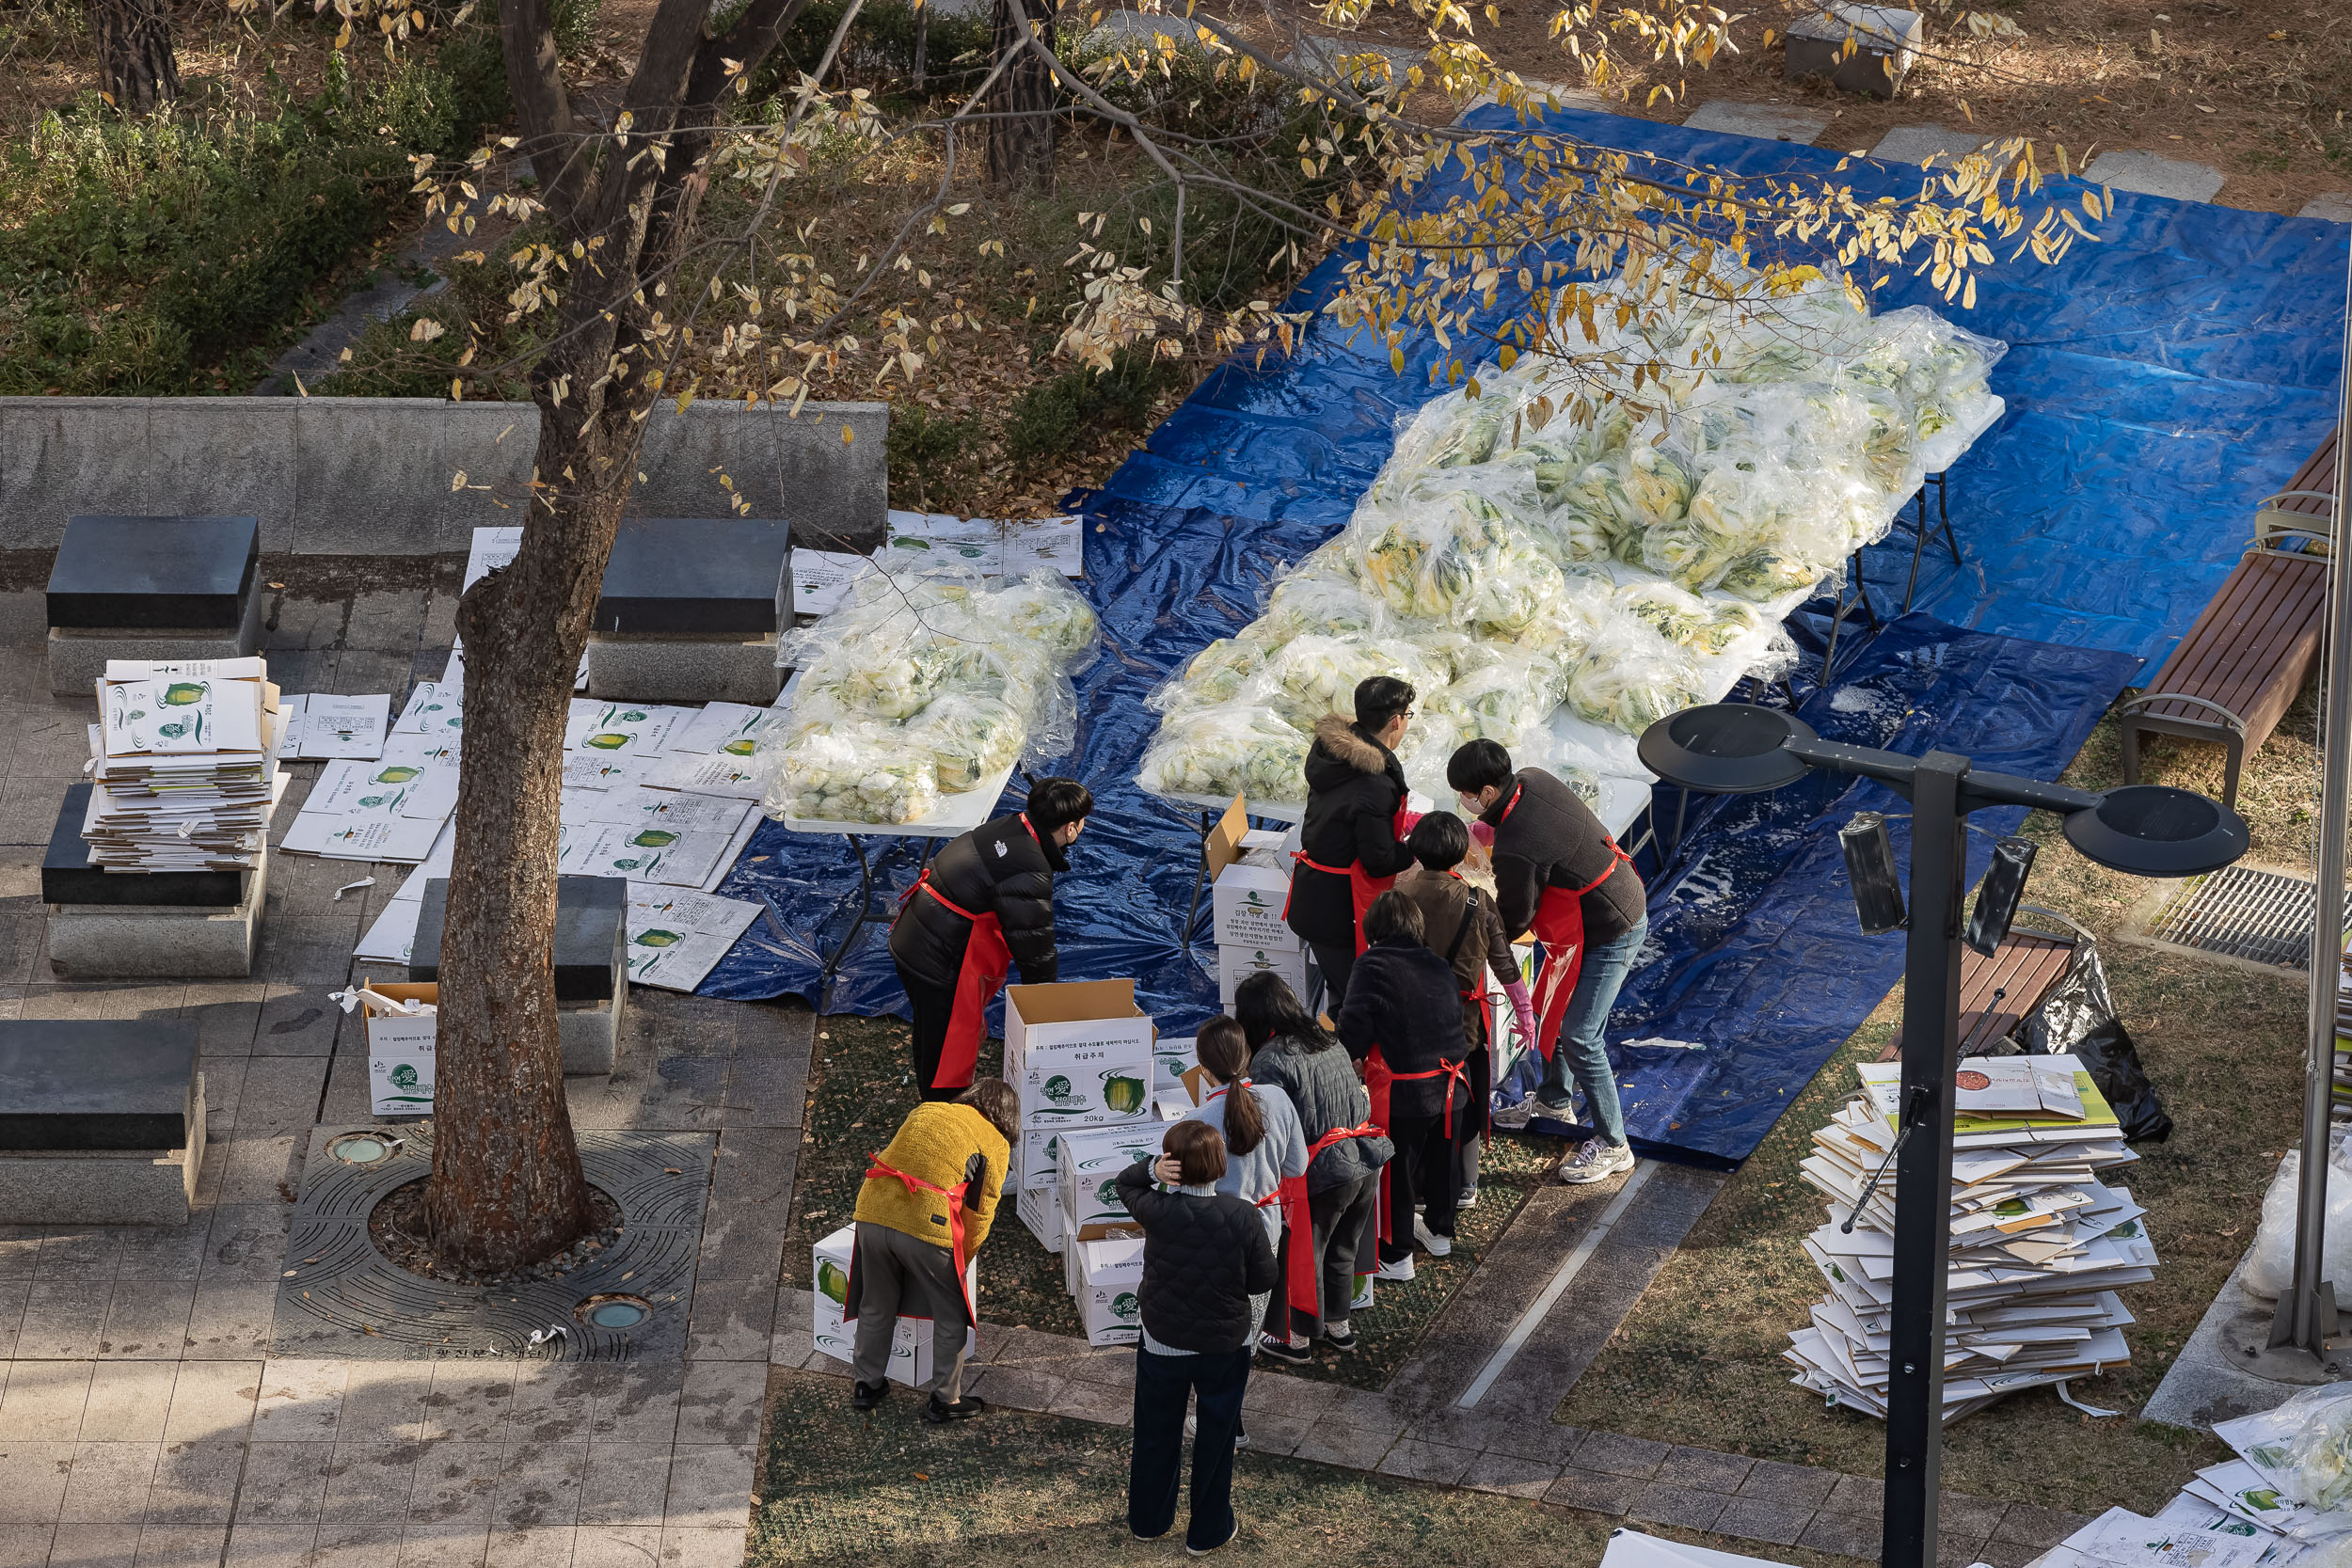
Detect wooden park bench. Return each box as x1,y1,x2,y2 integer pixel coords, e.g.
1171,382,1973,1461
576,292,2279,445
1877,905,2090,1063
2116,425,2337,810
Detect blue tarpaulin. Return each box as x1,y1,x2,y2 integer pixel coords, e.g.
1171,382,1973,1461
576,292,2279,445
1526,614,2140,1165
703,104,2345,1164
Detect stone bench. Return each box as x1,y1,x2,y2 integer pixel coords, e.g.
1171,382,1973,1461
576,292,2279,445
409,875,628,1074
43,784,267,978
46,515,263,696
584,516,790,705
0,1021,206,1225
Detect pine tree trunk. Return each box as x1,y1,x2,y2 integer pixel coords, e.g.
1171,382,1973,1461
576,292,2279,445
91,0,180,112
987,0,1055,191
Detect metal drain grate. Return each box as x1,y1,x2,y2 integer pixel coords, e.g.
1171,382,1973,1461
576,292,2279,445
2145,865,2352,969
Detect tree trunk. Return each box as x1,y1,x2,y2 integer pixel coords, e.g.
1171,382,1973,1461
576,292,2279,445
91,0,179,112
987,0,1055,191
420,452,612,1269
421,0,806,1274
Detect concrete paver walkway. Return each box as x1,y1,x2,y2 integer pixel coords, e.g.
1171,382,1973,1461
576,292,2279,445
0,570,808,1567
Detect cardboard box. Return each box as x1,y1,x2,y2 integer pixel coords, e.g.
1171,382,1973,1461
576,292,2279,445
810,1226,977,1386
1015,1127,1063,1194
1152,1036,1198,1098
1061,1212,1084,1296
1056,1124,1164,1240
1216,942,1311,1009
1003,980,1155,1130
1351,1273,1375,1312
1203,793,1300,952
368,1053,435,1116
1018,1180,1063,1254
1152,1092,1189,1123
1075,1235,1145,1346
358,978,437,1116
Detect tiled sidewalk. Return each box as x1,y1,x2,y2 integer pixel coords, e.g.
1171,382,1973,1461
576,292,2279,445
0,578,810,1568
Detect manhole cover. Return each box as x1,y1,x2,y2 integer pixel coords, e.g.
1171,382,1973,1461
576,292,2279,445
326,1132,402,1166
271,1125,714,1361
577,1293,653,1330
2144,865,2352,969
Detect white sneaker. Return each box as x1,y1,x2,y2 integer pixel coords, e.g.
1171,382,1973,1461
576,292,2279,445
1458,1185,1479,1209
1412,1216,1453,1258
1374,1254,1415,1282
1184,1412,1248,1449
1487,1100,1536,1131
1557,1139,1635,1185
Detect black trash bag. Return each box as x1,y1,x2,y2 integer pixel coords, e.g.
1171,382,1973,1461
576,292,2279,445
2001,942,2173,1143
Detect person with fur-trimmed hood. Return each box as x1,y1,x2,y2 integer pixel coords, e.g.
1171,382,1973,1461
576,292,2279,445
1283,676,1418,1009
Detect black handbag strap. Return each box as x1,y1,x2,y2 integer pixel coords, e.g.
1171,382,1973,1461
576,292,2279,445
1442,888,1480,970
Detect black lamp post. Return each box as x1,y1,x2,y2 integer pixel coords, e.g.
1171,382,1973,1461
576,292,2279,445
1638,704,2249,1568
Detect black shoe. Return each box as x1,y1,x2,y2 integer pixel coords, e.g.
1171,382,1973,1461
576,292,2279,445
1257,1334,1311,1365
851,1381,888,1411
1320,1326,1359,1354
924,1393,987,1423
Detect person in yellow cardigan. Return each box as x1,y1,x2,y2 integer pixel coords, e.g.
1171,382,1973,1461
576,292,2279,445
846,1079,1018,1421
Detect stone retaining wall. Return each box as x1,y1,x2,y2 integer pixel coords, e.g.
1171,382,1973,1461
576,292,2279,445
0,397,888,556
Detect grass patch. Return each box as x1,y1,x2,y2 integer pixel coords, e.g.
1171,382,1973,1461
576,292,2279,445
0,27,506,394
1554,698,2318,1514
786,1014,1565,1389
751,1364,1876,1567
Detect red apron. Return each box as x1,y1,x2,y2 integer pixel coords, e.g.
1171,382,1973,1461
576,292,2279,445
1365,1045,1467,1245
1497,784,1630,1063
857,1154,978,1325
898,815,1040,1092
1277,1119,1385,1307
1284,798,1416,956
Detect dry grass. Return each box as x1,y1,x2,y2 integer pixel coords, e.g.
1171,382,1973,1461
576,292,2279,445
1554,689,2325,1514
751,1363,1880,1566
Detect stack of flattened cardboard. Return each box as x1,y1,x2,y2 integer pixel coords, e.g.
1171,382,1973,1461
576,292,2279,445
1785,1053,2153,1423
2036,1383,2352,1567
85,657,282,872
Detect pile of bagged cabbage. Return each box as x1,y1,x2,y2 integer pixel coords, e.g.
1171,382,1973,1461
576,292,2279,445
1136,268,2006,810
758,566,1102,824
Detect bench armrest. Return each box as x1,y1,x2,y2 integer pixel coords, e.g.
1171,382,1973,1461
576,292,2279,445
2118,690,2249,734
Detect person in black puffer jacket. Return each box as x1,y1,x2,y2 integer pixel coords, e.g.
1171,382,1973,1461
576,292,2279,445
889,777,1093,1100
1334,892,1469,1281
1119,1122,1279,1554
1234,971,1391,1359
1284,676,1418,1009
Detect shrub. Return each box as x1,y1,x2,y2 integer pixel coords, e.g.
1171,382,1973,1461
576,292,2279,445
1005,348,1180,462
0,24,513,395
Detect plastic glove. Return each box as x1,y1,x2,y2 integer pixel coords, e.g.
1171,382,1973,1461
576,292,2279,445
1503,978,1536,1046
1470,819,1495,848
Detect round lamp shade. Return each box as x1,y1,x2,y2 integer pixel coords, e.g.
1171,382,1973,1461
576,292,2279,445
2062,784,2249,877
1638,705,1820,794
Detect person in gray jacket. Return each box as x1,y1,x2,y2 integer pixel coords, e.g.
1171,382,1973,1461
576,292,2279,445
1233,972,1393,1361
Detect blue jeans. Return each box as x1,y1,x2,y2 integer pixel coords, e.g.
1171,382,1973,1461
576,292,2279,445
1536,916,1646,1146
1128,1344,1251,1549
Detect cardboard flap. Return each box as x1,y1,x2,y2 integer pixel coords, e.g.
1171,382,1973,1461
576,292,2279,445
1201,794,1249,880
1007,978,1140,1023
1180,1063,1216,1107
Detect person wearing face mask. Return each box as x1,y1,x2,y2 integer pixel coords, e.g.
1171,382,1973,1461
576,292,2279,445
1283,676,1419,1010
889,776,1093,1101
1445,740,1646,1186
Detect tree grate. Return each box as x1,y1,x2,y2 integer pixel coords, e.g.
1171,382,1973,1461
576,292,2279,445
269,1124,715,1361
2143,865,2352,970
